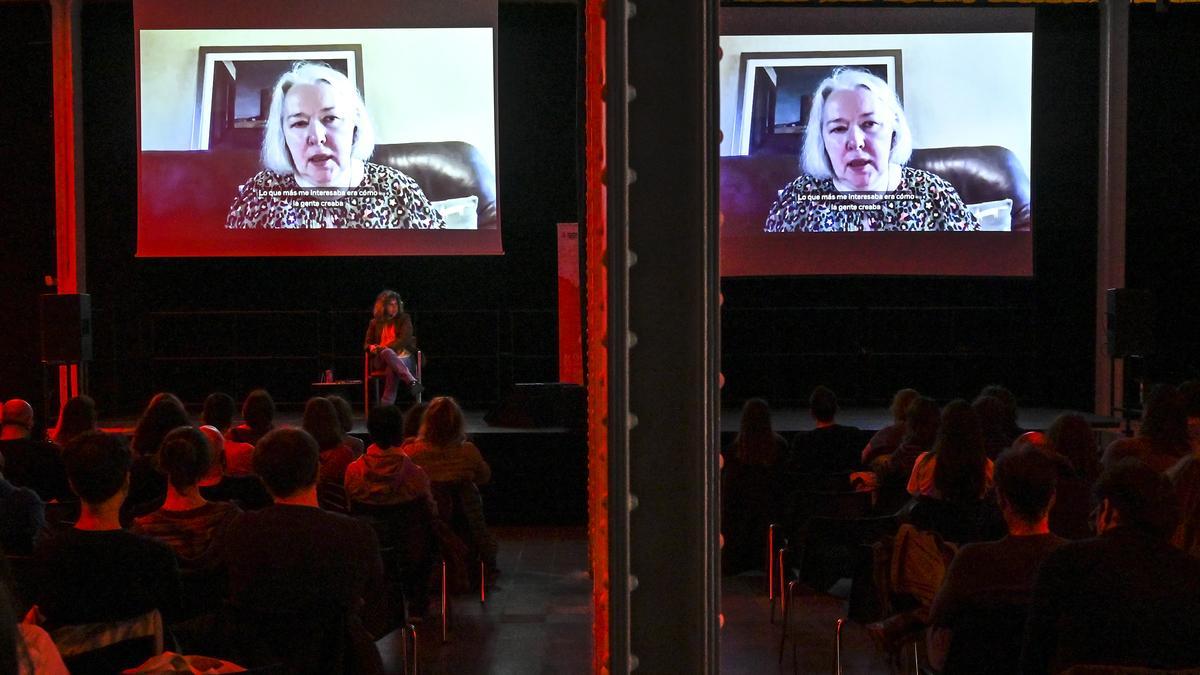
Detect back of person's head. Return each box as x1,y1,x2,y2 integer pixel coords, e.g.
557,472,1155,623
253,428,320,498
367,405,405,449
979,385,1018,415
734,398,780,466
132,392,189,457
994,445,1059,525
301,396,344,452
403,401,429,440
808,386,838,424
889,388,920,424
201,392,237,431
62,430,132,504
420,396,466,448
157,425,213,491
242,389,276,432
933,399,987,503
1139,383,1191,458
0,399,34,432
973,394,1018,451
326,395,356,435
1046,412,1099,481
1095,458,1180,539
53,395,97,446
904,396,941,448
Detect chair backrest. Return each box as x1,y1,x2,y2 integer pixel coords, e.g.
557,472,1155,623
219,602,383,675
52,608,164,673
317,481,351,514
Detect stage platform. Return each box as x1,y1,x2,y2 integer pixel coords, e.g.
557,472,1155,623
97,405,1120,527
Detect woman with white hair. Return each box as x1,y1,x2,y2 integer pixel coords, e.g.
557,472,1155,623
764,68,978,233
226,61,444,229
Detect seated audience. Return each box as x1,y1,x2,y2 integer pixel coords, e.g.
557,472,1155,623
1021,459,1200,673
927,445,1066,672
862,388,920,465
787,385,863,476
721,398,788,575
326,395,365,457
402,401,430,442
0,399,70,502
201,392,254,477
1167,451,1200,557
345,405,433,508
303,397,358,484
132,426,241,571
33,431,181,628
908,400,994,500
221,428,390,668
50,395,96,447
0,464,45,555
228,389,275,446
973,394,1018,460
128,392,190,514
1102,383,1192,472
873,396,940,510
405,396,498,573
1045,412,1100,540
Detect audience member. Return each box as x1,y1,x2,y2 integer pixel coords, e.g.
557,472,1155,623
861,388,919,465
132,426,241,571
1,555,69,675
973,394,1018,460
229,389,275,446
33,431,181,628
0,463,45,555
326,394,365,457
128,392,189,513
1021,459,1200,673
927,445,1065,671
1045,412,1100,540
1167,452,1200,557
721,398,788,575
787,386,863,476
345,405,433,508
201,392,254,477
1179,379,1200,453
50,395,96,447
1102,383,1192,472
0,399,70,502
303,397,357,484
402,401,430,442
908,400,993,501
405,396,497,573
979,384,1022,438
873,396,940,510
221,428,390,668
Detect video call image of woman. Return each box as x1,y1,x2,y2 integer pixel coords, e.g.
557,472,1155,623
763,68,979,233
226,61,445,229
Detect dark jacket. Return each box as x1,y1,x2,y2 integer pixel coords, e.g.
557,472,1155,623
1020,526,1200,674
363,314,416,354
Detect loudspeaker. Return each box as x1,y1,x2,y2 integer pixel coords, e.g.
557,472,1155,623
1106,288,1153,358
40,293,92,362
484,382,585,429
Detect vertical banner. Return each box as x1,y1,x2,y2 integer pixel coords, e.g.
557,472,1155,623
557,223,583,384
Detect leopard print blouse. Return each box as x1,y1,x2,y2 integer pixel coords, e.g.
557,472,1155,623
225,162,446,229
763,166,980,233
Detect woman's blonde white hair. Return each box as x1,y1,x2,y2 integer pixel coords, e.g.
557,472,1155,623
799,68,912,179
261,61,376,174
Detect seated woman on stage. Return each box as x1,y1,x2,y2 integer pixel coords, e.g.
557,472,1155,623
365,290,422,405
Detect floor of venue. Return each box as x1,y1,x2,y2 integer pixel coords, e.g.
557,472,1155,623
376,527,901,674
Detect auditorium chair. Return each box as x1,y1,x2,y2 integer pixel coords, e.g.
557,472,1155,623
141,141,498,231
364,350,425,422
720,145,1032,234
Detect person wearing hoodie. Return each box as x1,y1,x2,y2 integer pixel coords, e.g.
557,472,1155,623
344,405,433,509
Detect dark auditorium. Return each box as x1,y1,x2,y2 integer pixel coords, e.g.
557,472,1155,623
4,0,1200,673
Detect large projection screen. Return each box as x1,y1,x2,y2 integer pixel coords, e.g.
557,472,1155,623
135,0,500,257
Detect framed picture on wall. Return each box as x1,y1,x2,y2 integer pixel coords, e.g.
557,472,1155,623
194,44,364,151
733,49,902,156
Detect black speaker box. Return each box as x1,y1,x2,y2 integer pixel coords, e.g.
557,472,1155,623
1106,288,1153,358
40,293,92,362
484,382,585,429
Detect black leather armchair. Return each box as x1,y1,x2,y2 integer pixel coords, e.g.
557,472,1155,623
372,141,498,230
